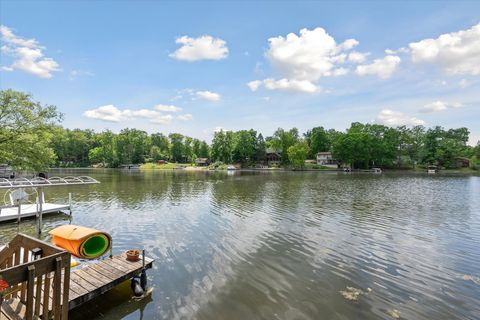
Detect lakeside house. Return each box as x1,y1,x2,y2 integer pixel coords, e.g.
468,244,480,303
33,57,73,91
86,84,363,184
455,157,470,168
195,158,210,166
316,152,338,168
265,148,282,165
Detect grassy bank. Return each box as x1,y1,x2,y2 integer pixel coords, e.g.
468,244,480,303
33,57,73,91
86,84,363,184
140,163,194,170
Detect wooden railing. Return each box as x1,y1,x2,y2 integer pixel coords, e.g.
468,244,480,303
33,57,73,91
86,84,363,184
0,234,71,319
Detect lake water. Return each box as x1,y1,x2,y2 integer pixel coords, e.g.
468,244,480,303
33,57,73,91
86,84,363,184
1,169,479,320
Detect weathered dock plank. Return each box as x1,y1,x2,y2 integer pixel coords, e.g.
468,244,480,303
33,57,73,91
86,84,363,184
68,253,153,310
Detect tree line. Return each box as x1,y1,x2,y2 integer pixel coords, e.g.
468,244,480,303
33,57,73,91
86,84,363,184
51,127,210,168
1,89,479,171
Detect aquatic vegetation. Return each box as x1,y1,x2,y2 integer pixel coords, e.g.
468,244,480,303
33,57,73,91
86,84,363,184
461,274,480,285
387,309,401,319
340,286,364,301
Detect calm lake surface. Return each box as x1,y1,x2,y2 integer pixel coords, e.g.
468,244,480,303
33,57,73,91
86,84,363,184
1,169,479,320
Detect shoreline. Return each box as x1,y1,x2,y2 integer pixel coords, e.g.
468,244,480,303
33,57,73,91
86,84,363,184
49,166,479,175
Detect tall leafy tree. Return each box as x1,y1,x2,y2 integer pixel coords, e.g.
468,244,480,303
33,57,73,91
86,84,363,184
116,128,149,164
151,133,170,159
268,128,299,164
211,130,233,163
184,136,194,162
232,130,257,164
199,141,209,158
169,133,184,162
254,133,266,162
287,142,309,168
0,89,62,170
304,126,330,158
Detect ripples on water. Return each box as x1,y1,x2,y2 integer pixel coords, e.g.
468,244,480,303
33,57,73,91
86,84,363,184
1,169,479,320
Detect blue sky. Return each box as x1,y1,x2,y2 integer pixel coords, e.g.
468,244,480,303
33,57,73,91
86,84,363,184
1,1,479,144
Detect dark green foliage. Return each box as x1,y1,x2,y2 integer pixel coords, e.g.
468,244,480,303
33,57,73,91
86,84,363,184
0,89,62,170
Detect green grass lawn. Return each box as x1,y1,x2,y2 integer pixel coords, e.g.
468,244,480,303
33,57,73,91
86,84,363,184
140,162,193,169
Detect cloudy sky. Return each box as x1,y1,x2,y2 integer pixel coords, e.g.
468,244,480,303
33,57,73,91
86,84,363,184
1,1,479,144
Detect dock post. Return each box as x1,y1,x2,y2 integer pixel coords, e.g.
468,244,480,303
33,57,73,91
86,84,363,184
68,192,72,215
17,198,21,223
38,187,43,235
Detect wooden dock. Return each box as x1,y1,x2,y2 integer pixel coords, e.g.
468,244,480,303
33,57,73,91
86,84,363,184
68,253,153,309
0,203,70,223
1,234,154,320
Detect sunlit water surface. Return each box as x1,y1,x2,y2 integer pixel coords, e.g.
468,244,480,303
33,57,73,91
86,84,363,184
1,169,479,320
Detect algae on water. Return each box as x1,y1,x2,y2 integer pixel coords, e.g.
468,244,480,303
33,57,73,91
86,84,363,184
339,286,364,301
387,309,401,319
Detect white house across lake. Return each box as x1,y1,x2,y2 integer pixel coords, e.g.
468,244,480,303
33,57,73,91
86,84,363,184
316,152,338,168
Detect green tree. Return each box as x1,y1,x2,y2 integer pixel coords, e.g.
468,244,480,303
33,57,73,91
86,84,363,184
199,141,209,158
305,126,330,158
184,137,194,162
268,128,299,164
232,130,257,164
97,130,118,167
0,89,62,170
116,128,149,164
287,142,309,168
396,125,425,167
169,133,184,162
88,147,104,165
211,130,233,163
149,146,162,162
254,133,266,162
151,133,170,159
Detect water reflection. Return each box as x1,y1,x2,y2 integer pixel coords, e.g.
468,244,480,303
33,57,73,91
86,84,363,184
1,170,479,319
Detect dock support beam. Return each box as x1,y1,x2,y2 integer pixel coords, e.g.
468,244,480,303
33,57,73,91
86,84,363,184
68,192,72,215
17,198,22,224
38,187,43,235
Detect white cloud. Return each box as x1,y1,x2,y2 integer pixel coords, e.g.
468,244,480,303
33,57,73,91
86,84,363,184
0,25,60,78
332,67,349,76
69,70,94,80
154,104,182,112
355,55,401,79
247,78,320,93
83,105,127,122
384,47,408,55
83,104,185,124
248,27,373,93
130,109,163,119
347,51,369,63
0,25,38,48
169,35,228,61
247,80,262,91
264,78,320,93
177,113,193,121
150,114,173,124
420,100,462,113
266,27,359,81
409,23,480,75
376,109,425,126
196,90,221,101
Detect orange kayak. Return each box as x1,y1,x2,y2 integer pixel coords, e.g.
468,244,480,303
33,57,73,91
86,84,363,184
49,225,111,259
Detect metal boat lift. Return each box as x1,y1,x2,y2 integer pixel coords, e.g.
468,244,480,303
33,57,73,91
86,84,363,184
0,176,99,233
